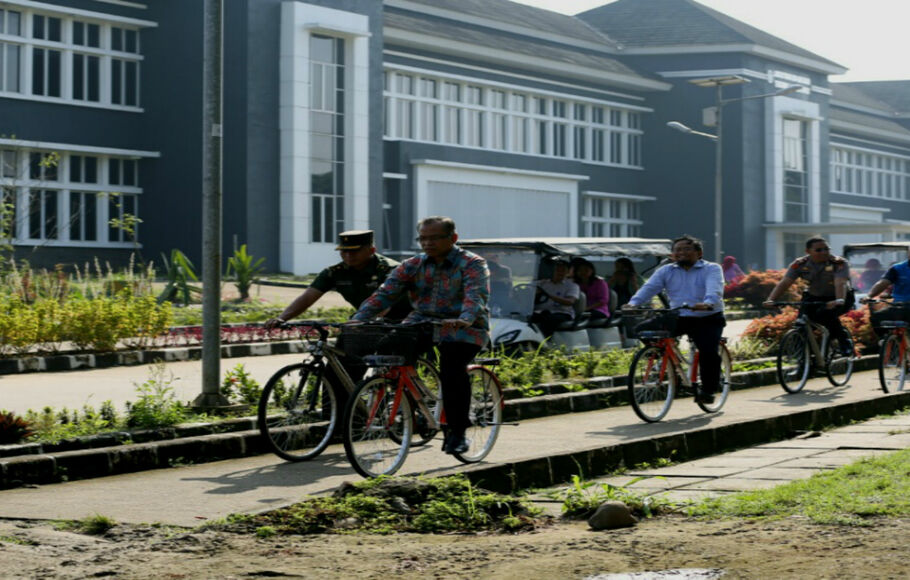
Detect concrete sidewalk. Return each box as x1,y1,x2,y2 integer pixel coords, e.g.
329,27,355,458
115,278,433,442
0,367,907,527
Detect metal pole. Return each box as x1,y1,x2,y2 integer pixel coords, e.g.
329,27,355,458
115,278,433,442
195,0,229,409
714,84,723,264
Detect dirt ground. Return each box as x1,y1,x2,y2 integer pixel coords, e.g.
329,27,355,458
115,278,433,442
1,515,907,579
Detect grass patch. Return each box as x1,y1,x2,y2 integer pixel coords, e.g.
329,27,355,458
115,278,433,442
210,475,542,535
688,448,910,525
551,473,676,520
55,514,117,535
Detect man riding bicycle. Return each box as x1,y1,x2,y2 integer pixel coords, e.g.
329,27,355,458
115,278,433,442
763,236,854,356
861,245,910,332
622,234,725,404
352,216,490,456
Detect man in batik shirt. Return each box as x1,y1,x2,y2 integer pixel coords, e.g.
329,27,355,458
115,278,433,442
353,216,489,455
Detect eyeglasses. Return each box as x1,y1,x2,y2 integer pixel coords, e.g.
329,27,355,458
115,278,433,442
811,247,831,253
415,234,451,243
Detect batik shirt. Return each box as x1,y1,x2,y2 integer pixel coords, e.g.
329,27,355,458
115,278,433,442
353,246,490,346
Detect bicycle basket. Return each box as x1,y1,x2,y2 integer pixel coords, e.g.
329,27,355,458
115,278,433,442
621,310,679,339
870,304,910,329
339,324,421,365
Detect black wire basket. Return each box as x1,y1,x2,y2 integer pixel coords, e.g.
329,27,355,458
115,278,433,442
338,324,422,365
621,310,679,339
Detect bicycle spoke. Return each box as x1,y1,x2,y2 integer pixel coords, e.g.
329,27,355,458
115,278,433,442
453,366,503,463
343,377,412,478
628,345,674,422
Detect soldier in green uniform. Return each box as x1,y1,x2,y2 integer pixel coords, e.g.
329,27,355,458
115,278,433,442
265,230,409,328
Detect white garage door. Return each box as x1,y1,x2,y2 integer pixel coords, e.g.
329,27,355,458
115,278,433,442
426,181,571,239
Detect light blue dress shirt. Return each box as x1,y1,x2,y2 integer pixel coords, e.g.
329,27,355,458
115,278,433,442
628,259,725,317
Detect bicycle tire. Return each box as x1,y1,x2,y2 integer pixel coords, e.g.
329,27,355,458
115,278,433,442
878,334,907,393
825,334,854,386
697,343,732,413
410,357,442,447
258,361,337,462
628,344,675,423
343,376,412,478
777,329,810,393
453,365,503,464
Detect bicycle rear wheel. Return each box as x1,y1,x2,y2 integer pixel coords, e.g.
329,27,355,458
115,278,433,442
627,345,675,423
411,357,442,447
258,362,337,462
453,366,503,464
777,329,810,393
825,334,854,386
697,343,732,413
878,334,907,393
343,377,412,478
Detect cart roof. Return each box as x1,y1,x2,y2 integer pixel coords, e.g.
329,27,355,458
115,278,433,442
843,242,910,257
459,237,672,257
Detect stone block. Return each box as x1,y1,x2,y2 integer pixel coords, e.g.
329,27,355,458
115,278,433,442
1,455,57,487
54,449,112,481
45,355,74,371
588,445,624,476
548,450,591,481
110,444,159,474
510,457,552,488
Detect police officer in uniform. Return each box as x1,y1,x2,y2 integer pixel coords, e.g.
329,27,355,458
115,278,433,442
763,236,854,356
265,230,409,328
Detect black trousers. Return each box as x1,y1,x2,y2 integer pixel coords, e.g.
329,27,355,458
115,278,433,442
530,311,573,337
437,341,483,435
675,313,726,394
803,296,851,346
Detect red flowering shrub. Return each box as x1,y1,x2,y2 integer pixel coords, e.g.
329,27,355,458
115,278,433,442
724,269,804,308
742,305,877,354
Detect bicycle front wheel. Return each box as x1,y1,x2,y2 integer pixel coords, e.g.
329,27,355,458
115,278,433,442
258,362,337,462
628,345,675,423
343,377,412,478
777,329,810,393
878,334,907,393
825,334,854,386
453,366,503,464
411,357,442,447
697,343,732,413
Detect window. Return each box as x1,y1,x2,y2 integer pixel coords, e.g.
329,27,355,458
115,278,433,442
383,68,645,167
108,193,136,242
582,194,643,237
28,189,58,240
69,156,98,183
782,119,808,222
1,147,142,244
310,34,345,243
1,9,142,107
831,145,910,201
69,191,97,241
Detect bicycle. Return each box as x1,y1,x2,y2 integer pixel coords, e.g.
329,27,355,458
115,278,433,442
257,321,441,462
864,298,910,393
341,322,505,478
769,301,855,393
624,306,732,423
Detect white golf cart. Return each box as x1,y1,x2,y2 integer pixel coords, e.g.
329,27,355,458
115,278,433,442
459,237,672,353
843,241,910,305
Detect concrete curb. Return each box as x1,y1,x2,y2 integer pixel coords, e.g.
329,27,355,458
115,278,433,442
0,341,308,375
459,389,910,494
0,355,883,488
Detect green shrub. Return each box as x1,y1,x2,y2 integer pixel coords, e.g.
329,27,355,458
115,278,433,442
126,363,187,429
221,363,262,405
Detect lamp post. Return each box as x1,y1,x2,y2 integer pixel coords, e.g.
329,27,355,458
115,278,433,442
668,77,801,263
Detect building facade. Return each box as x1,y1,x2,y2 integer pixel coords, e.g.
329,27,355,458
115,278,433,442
2,0,908,273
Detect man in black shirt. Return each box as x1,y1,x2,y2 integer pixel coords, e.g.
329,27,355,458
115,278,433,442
265,230,409,327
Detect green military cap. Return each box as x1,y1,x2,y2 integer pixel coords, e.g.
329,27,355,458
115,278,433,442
335,230,374,250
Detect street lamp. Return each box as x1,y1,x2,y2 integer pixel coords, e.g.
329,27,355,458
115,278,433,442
668,77,801,263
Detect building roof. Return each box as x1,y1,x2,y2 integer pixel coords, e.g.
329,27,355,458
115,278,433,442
578,0,844,72
829,108,910,143
389,0,617,48
839,81,910,115
830,84,897,114
384,10,666,90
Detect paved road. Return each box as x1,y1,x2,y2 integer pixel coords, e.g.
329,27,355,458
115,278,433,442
0,367,900,527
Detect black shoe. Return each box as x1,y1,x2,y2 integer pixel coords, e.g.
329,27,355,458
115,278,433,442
443,433,469,455
695,389,715,405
